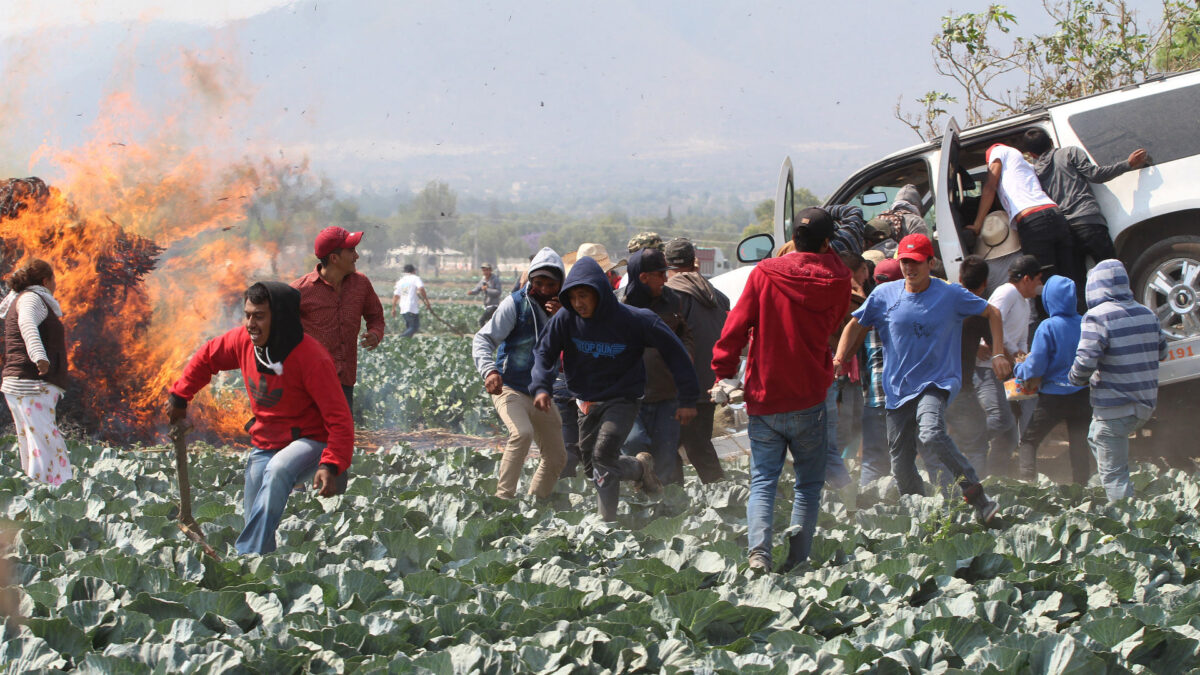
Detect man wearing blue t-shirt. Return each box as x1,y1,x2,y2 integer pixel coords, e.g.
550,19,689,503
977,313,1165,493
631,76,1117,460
834,234,1012,524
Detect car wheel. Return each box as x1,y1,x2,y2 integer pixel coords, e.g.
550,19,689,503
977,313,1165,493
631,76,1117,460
1129,235,1200,341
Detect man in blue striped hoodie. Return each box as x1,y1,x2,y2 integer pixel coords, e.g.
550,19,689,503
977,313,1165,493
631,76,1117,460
1068,259,1168,501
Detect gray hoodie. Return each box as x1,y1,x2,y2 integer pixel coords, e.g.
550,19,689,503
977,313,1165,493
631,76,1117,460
1034,146,1133,227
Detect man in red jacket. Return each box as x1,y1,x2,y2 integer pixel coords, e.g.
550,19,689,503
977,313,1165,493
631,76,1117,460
167,281,354,555
712,207,851,573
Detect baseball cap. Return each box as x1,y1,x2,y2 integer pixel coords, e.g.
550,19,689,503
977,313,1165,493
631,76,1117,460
1008,254,1054,281
874,258,902,283
663,238,695,266
794,207,836,242
480,262,493,269
314,226,363,259
636,248,675,274
895,233,934,263
627,231,664,253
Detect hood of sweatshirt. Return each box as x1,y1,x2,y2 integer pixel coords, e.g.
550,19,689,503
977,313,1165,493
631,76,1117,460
527,246,565,285
1043,275,1079,319
667,270,722,309
560,256,619,320
253,281,304,374
1085,259,1133,309
755,251,850,313
891,184,923,216
623,249,658,309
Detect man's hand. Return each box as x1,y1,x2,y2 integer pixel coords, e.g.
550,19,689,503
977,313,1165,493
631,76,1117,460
710,378,741,404
544,298,562,315
36,359,49,376
313,466,338,497
484,371,503,395
360,332,381,350
976,343,992,361
167,401,186,424
1129,148,1148,169
675,407,697,425
832,357,844,378
533,392,552,412
991,353,1013,380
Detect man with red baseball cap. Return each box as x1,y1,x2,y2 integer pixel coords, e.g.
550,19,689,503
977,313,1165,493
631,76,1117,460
292,226,385,409
835,234,1012,524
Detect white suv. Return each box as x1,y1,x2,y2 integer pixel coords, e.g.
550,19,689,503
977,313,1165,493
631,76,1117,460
713,69,1200,448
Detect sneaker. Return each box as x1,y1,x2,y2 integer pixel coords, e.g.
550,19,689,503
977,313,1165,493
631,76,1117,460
748,552,771,573
635,452,663,496
976,498,1001,525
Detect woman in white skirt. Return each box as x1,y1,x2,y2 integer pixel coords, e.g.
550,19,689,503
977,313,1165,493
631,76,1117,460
0,259,71,485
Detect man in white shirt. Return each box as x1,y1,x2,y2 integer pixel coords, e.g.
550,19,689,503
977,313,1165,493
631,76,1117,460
969,142,1079,289
973,254,1050,475
391,264,432,338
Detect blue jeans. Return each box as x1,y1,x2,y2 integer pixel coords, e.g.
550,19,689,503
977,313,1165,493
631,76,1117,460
823,381,851,488
401,312,420,338
236,438,325,555
859,405,890,486
746,402,827,566
886,387,981,497
622,398,682,486
1088,415,1144,501
945,383,989,487
973,366,1018,476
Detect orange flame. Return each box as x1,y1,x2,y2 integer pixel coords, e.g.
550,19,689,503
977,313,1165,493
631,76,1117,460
1,48,313,443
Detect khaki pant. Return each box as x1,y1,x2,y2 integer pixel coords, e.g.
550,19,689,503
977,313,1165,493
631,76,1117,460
492,386,566,499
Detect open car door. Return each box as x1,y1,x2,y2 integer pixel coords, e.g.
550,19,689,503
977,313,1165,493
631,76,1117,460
933,117,971,268
773,156,794,251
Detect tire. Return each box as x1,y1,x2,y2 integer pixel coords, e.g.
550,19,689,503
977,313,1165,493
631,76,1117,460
1128,235,1200,341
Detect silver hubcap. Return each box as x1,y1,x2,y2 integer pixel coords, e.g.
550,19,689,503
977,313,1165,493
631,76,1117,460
1143,257,1200,340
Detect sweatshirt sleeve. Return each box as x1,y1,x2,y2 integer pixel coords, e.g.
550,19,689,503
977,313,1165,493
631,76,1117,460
645,314,700,406
530,312,567,397
1068,147,1132,184
471,295,518,378
16,293,49,365
301,351,355,473
711,269,761,379
1015,322,1054,381
1069,312,1107,386
169,329,246,401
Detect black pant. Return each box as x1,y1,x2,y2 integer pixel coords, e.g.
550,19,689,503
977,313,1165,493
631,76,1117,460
1017,389,1092,484
479,305,498,327
578,398,642,521
342,385,354,410
678,401,725,483
555,396,591,478
1017,207,1078,287
1069,221,1118,309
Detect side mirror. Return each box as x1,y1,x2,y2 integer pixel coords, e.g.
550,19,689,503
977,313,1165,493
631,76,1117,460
737,233,776,263
860,189,888,206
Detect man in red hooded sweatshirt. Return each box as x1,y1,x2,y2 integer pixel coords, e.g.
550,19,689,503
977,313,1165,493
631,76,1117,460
167,281,354,555
712,207,851,573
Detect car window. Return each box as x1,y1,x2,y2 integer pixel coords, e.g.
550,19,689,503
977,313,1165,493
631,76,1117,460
1069,82,1200,166
838,159,934,230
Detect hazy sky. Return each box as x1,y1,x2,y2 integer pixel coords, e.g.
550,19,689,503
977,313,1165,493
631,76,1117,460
0,0,1170,204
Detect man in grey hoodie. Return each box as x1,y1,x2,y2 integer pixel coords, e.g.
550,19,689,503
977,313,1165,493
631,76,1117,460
1068,259,1167,501
1023,128,1146,275
665,238,730,483
472,248,568,499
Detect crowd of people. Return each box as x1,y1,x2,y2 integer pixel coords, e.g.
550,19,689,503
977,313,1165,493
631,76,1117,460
0,133,1170,568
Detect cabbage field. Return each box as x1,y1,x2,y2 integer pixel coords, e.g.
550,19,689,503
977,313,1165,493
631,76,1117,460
3,304,1200,673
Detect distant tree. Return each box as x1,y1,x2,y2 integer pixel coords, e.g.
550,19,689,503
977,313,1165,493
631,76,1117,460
408,181,459,273
239,157,335,276
897,1,1200,140
664,205,675,228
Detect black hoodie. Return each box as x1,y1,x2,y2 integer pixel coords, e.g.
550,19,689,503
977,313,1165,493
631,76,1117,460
531,257,699,405
623,249,694,402
252,281,305,375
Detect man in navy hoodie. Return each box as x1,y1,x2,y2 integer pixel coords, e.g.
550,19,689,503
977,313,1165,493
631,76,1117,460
1013,275,1091,483
531,257,699,521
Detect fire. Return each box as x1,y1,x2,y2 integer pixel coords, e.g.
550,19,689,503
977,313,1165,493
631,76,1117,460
0,49,312,443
